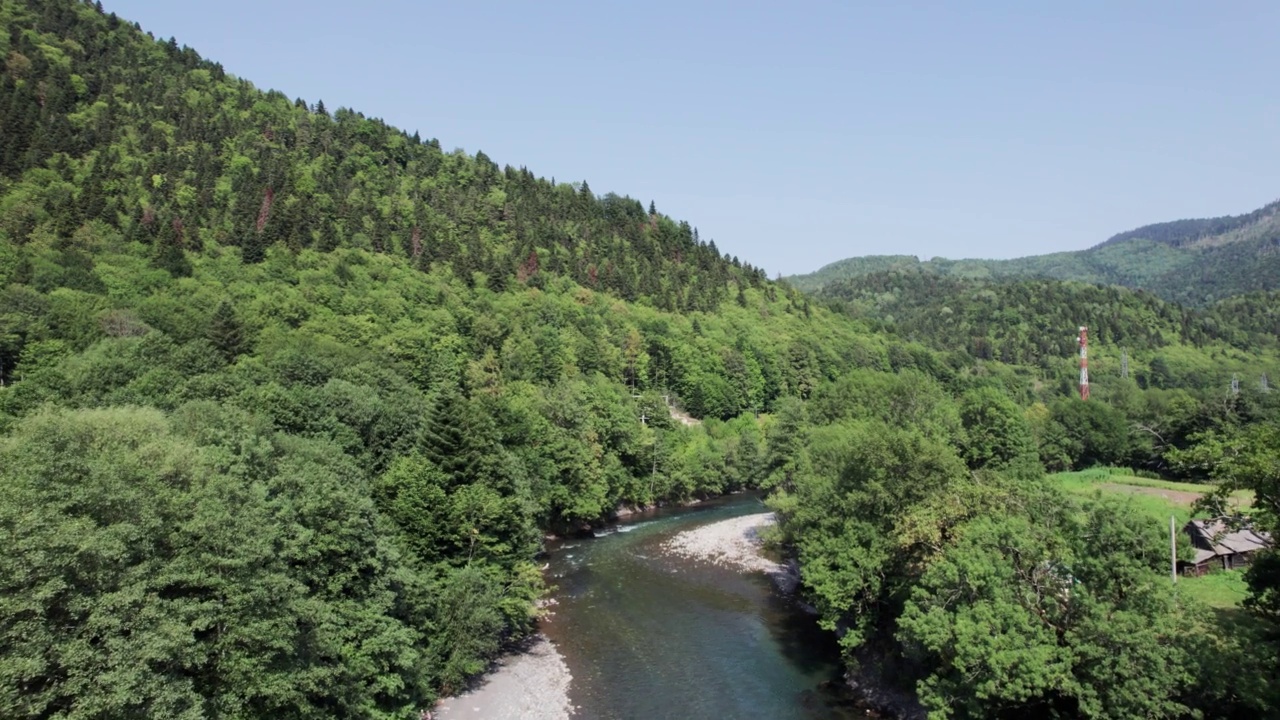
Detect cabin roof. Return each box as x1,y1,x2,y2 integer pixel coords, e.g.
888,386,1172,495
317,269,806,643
1185,518,1272,561
1191,547,1217,564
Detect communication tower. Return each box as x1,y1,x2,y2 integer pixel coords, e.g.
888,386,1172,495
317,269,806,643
1077,327,1090,400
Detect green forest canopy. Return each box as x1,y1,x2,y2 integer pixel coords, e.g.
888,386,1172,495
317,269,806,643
2,1,1279,718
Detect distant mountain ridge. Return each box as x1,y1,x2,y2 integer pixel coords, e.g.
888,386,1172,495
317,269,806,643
788,199,1280,306
1099,199,1280,249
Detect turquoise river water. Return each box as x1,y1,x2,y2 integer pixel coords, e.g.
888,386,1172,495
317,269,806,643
541,494,871,720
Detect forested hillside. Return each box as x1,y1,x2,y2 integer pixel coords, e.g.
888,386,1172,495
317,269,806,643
3,1,1280,718
1100,199,1280,249
816,271,1280,380
0,0,767,325
788,199,1280,306
1211,290,1280,341
0,0,878,714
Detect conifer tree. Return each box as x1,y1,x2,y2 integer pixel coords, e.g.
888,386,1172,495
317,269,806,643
423,386,476,484
207,300,244,362
151,217,192,277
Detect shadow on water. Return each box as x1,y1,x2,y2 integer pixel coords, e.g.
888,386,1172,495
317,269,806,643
541,494,876,720
758,578,839,676
754,572,884,719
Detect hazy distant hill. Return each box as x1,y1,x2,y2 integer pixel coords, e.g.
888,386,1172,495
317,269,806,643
814,271,1267,367
789,199,1280,306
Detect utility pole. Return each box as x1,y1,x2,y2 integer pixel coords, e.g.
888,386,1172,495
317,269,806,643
1077,326,1090,400
650,432,659,500
1170,515,1178,584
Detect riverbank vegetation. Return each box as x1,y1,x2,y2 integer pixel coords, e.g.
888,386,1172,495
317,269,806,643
2,1,1280,718
766,371,1280,717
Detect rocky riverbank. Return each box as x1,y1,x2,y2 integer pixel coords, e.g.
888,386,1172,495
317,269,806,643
434,634,574,720
661,511,799,593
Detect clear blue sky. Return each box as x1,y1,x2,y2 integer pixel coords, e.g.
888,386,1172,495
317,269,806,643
107,0,1280,276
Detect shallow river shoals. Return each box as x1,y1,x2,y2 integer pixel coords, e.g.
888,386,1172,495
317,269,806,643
541,495,868,720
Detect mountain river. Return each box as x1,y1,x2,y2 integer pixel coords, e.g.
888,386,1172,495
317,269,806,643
540,493,872,719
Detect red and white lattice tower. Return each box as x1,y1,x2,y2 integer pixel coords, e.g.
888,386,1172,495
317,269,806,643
1077,326,1090,400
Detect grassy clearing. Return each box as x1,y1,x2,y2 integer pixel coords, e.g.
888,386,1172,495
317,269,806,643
1054,469,1193,526
1055,467,1209,494
1179,570,1252,609
1051,467,1253,510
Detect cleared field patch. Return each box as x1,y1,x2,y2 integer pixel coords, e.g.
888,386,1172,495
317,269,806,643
1055,470,1193,526
1097,482,1204,508
1051,468,1259,608
1179,570,1252,609
1052,468,1252,513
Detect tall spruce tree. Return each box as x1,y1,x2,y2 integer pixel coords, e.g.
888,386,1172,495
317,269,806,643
207,300,244,362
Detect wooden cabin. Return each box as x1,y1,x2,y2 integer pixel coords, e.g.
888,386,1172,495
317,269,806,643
1179,518,1272,577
